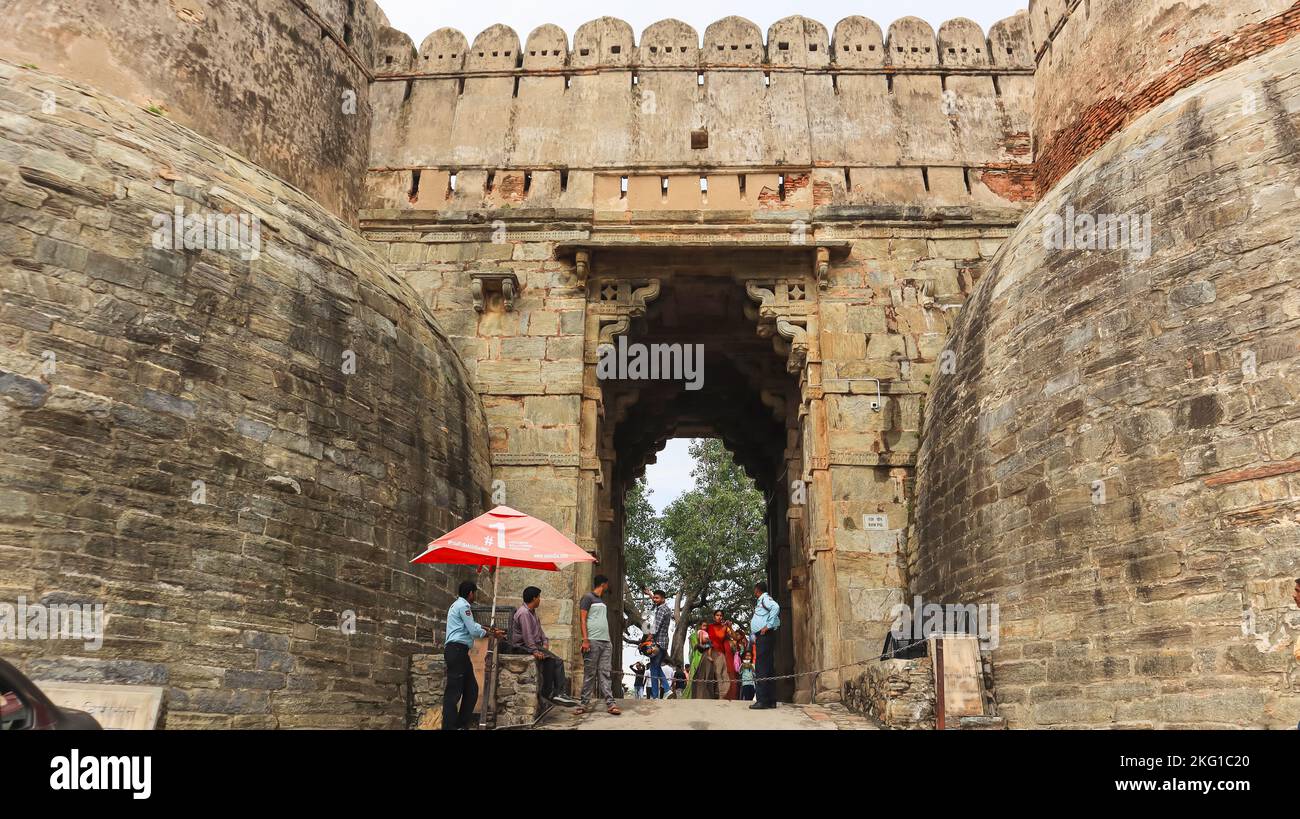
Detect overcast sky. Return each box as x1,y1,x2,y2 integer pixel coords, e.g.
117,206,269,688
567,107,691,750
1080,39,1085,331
376,0,1029,46
643,438,698,514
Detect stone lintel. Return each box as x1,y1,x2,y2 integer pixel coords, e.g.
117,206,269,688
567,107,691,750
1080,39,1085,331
490,454,580,467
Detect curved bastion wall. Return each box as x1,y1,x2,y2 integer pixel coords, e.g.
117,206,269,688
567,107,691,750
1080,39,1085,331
1027,0,1299,190
0,0,388,220
0,63,491,728
910,22,1300,726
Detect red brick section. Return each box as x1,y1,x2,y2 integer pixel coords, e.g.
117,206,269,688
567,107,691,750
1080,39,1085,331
1203,457,1300,487
757,171,810,209
979,164,1037,202
1036,3,1300,192
813,177,834,207
498,173,527,203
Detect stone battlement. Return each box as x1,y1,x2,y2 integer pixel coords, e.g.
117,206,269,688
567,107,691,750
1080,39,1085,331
374,15,1034,74
366,14,1036,215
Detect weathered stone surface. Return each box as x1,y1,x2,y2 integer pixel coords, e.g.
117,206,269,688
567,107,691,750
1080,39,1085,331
0,0,384,219
407,651,540,729
2,0,1298,732
0,65,490,729
843,657,935,729
912,30,1300,728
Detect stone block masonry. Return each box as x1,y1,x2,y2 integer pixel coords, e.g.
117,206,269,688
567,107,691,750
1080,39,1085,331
408,654,447,729
1,0,393,221
0,63,490,728
911,30,1300,729
406,652,539,729
1031,0,1300,191
843,658,936,729
364,12,1036,217
2,0,1299,731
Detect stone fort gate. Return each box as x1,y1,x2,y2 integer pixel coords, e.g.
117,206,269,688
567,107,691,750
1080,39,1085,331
5,0,1297,727
361,13,1036,702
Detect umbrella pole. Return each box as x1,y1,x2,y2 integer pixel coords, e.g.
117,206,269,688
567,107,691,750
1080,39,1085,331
480,556,501,730
490,555,500,625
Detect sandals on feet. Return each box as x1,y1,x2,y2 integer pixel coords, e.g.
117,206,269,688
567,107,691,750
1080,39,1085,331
607,705,621,715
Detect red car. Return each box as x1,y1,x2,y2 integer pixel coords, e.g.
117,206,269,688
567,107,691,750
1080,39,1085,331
0,658,102,730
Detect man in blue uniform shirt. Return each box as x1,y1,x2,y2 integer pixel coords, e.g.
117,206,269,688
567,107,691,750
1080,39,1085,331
749,581,781,710
442,580,505,730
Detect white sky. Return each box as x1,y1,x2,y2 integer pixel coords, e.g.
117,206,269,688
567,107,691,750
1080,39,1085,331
375,1,1029,47
643,437,698,515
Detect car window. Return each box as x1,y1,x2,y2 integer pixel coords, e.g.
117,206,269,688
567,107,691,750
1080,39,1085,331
0,689,32,730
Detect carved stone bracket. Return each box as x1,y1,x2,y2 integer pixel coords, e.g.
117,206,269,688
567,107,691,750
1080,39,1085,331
745,278,812,375
470,270,520,312
574,250,590,287
591,278,661,344
775,318,809,373
597,316,630,345
815,246,830,289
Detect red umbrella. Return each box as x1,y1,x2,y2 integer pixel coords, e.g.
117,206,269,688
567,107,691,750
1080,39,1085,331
411,505,595,571
412,506,595,727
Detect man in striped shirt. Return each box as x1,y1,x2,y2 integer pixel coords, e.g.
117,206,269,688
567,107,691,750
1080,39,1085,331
649,590,673,699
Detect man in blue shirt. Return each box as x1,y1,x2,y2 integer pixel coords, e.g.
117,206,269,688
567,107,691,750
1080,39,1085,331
749,581,781,710
442,580,505,730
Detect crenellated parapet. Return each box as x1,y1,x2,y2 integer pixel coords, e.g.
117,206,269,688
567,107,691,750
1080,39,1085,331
365,13,1036,219
375,13,1036,74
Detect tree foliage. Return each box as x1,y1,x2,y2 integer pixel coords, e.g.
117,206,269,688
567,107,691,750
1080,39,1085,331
622,439,767,664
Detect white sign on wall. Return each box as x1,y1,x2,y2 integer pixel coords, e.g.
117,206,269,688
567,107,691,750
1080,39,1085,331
35,682,164,730
863,514,889,531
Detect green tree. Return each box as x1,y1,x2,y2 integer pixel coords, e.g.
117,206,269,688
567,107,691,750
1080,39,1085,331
622,439,767,666
620,477,663,635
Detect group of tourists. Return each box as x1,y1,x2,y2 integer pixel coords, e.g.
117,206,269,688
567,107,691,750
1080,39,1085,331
629,660,685,698
631,581,781,709
438,575,782,729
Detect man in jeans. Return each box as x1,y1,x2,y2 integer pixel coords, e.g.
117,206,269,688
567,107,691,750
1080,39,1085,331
575,574,621,716
507,586,578,706
748,581,781,711
442,580,505,730
648,589,673,699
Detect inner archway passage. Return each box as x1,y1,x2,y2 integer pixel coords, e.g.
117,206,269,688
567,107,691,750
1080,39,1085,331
622,438,768,696
587,265,806,701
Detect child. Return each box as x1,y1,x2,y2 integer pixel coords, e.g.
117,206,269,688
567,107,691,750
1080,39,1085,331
739,651,756,701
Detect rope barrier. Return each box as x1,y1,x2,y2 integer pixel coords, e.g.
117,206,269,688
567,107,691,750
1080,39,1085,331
611,636,932,686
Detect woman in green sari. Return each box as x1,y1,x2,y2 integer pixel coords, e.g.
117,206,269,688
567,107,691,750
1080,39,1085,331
685,622,709,699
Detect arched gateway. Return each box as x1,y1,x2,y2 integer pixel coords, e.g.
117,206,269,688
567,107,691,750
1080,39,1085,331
5,0,1298,728
360,10,1036,702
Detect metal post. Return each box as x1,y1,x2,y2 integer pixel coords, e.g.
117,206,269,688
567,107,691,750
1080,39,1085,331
479,556,502,730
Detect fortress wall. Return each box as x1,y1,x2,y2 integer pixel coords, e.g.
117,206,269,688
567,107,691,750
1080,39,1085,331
0,0,386,220
910,30,1300,727
0,63,491,727
1029,0,1299,190
364,13,1036,214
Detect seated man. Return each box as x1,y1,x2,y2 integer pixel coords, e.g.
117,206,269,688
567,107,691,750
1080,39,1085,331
507,586,578,706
